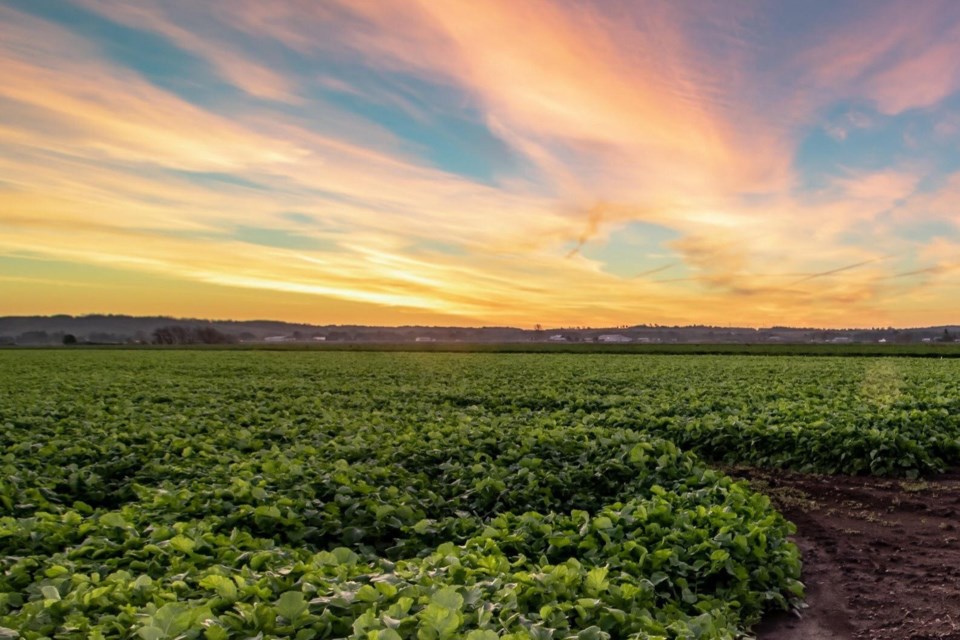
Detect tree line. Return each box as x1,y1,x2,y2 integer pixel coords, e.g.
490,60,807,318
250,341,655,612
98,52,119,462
151,325,237,345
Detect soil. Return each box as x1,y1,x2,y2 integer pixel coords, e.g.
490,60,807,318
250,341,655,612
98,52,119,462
735,468,960,640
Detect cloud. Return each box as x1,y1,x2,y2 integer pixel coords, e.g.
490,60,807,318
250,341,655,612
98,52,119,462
787,258,887,286
74,0,302,102
0,8,307,172
797,1,960,114
864,38,960,114
835,170,920,203
181,0,792,209
2,1,960,327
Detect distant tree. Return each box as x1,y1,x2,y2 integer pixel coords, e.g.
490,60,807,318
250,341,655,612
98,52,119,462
153,325,188,345
62,334,78,345
193,326,236,344
153,325,236,345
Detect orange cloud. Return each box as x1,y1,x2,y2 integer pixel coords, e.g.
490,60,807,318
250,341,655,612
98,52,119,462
0,8,306,172
2,1,960,327
327,0,794,201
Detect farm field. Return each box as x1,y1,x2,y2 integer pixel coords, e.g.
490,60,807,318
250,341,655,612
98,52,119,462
2,351,960,639
44,342,960,357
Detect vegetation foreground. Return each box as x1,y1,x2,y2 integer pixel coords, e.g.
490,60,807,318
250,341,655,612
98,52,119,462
2,352,959,639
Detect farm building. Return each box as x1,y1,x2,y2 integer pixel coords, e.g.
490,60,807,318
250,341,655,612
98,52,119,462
597,334,631,343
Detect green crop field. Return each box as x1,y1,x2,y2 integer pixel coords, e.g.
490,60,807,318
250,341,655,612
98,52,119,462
2,351,959,639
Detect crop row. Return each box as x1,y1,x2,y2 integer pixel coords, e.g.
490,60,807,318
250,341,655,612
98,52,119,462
0,351,811,638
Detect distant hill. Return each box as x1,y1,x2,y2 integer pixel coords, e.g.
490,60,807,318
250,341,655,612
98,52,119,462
0,314,528,345
0,314,957,346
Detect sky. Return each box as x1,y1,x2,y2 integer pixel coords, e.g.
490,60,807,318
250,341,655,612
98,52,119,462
1,0,959,328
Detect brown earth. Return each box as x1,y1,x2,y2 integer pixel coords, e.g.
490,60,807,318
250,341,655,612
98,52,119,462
736,468,960,640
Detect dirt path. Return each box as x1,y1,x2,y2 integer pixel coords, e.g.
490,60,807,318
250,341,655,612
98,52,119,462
736,468,960,640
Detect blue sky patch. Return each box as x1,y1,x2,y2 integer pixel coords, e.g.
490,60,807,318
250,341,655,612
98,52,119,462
230,226,337,251
581,222,682,279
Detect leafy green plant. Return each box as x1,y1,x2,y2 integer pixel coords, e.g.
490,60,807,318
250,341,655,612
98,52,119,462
6,350,951,637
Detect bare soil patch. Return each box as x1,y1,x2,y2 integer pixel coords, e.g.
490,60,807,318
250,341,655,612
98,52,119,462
736,468,960,640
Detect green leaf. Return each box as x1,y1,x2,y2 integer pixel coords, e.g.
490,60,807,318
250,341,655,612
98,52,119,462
585,566,609,593
44,565,69,578
330,547,358,565
418,595,463,640
413,519,434,534
429,587,463,611
137,627,165,640
40,585,60,602
276,591,309,620
100,512,129,529
356,584,380,603
710,549,730,563
139,603,195,640
577,626,610,640
204,626,228,640
133,575,154,590
254,505,282,519
199,574,238,601
169,535,195,553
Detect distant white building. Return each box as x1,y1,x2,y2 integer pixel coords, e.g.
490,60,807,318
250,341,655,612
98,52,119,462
312,336,326,341
415,336,436,342
829,337,853,344
264,335,293,343
597,334,631,343
548,334,567,342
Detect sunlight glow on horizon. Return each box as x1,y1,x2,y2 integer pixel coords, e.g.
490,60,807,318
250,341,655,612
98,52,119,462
1,0,959,328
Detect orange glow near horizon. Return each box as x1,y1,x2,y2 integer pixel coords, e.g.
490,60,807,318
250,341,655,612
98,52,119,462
1,1,959,328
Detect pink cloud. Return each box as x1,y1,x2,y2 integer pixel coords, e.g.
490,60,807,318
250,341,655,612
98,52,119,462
797,1,960,113
835,170,920,203
865,39,960,114
4,1,960,326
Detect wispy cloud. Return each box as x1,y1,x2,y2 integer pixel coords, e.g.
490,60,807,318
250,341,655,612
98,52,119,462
787,258,889,286
1,1,960,327
74,0,302,103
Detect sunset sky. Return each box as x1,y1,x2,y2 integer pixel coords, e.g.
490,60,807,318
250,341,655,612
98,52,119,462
2,0,959,327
